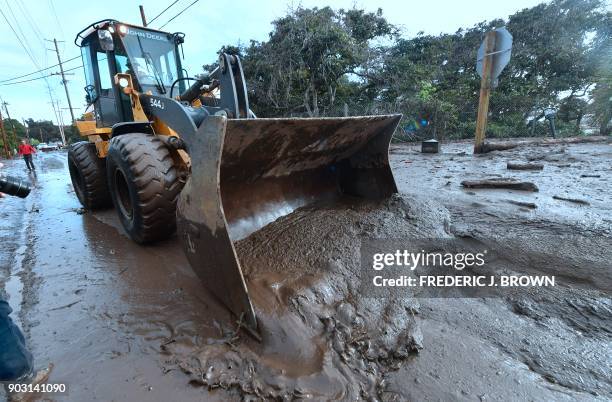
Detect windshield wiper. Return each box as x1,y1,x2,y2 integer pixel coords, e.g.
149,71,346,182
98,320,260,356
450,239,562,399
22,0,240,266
136,36,166,94
144,53,167,94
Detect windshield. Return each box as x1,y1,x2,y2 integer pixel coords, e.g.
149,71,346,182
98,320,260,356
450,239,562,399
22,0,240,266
119,26,180,94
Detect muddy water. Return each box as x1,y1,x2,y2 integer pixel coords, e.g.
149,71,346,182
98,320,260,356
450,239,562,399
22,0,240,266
0,139,610,401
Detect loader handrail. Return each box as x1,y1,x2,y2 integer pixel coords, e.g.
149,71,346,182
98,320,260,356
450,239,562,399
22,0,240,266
74,19,117,47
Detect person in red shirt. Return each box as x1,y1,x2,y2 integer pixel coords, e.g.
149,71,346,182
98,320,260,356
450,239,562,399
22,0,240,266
17,139,36,171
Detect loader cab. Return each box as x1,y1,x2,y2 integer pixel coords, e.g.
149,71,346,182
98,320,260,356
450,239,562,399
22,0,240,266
76,20,185,128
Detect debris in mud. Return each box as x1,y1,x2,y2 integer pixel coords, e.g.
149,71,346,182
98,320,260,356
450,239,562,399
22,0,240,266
48,300,81,311
481,142,520,153
552,195,590,205
505,199,537,209
506,162,544,171
481,136,610,155
461,179,539,192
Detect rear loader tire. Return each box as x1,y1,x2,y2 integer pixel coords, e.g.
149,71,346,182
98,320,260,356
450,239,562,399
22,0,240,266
68,141,112,209
106,133,185,244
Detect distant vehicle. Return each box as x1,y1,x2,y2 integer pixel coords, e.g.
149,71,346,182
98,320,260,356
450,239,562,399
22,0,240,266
37,142,58,152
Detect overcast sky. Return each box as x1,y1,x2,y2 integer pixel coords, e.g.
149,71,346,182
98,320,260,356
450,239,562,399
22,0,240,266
0,0,552,123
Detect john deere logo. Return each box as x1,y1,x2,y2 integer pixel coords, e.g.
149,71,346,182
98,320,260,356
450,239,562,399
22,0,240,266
126,29,167,42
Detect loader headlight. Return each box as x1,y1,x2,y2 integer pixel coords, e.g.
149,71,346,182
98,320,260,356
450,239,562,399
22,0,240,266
118,25,128,35
118,77,129,88
107,26,115,34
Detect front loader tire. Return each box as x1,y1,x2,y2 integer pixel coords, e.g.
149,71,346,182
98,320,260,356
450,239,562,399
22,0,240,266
106,134,185,244
68,141,112,209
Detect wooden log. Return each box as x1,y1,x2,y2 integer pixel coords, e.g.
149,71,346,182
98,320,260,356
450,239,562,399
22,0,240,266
481,142,520,153
507,162,544,170
461,179,539,192
506,199,537,209
552,195,590,205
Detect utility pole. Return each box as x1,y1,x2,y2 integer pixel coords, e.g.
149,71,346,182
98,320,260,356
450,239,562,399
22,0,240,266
139,5,148,26
0,109,11,158
22,119,30,140
2,101,19,148
47,38,76,123
55,99,66,145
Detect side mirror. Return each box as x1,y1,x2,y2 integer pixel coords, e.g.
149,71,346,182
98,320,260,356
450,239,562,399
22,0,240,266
98,29,114,52
84,85,98,105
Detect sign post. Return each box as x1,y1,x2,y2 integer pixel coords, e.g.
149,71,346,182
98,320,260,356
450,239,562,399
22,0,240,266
474,27,512,153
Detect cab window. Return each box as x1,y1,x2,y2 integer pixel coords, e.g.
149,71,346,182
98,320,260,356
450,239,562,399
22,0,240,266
96,52,112,94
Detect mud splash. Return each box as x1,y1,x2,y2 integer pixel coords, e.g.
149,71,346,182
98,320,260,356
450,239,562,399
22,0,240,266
162,195,450,399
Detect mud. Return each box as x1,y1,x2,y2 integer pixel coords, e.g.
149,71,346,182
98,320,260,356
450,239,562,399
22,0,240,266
167,195,449,399
0,138,610,401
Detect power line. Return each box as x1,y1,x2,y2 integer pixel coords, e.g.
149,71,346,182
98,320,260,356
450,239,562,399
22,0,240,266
149,0,182,25
49,37,76,123
159,0,200,30
1,2,65,127
16,0,54,69
0,65,84,86
48,0,65,46
0,8,39,69
0,56,81,84
4,0,38,65
16,0,46,41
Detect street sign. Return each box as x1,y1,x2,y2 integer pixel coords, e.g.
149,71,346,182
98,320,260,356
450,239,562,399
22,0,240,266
476,27,512,86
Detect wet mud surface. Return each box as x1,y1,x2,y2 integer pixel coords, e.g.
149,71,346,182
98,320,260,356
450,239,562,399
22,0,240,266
0,138,610,401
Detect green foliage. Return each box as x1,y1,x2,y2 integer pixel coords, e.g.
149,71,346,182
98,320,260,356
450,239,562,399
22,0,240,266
64,126,81,144
239,6,396,117
23,119,78,144
222,0,610,139
1,118,25,151
25,119,60,143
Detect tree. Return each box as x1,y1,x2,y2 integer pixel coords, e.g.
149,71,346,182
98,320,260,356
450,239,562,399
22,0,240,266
160,2,612,139
240,7,396,117
25,119,60,143
1,118,26,151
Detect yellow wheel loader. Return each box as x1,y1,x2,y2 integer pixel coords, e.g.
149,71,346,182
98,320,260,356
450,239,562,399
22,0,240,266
69,20,401,335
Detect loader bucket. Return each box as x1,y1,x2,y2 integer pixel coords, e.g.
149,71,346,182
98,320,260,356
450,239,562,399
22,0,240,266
176,114,402,335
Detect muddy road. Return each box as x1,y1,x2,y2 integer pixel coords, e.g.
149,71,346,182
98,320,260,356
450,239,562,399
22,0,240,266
0,138,610,401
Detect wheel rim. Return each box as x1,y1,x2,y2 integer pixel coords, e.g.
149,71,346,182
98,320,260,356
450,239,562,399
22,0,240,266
114,168,133,220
